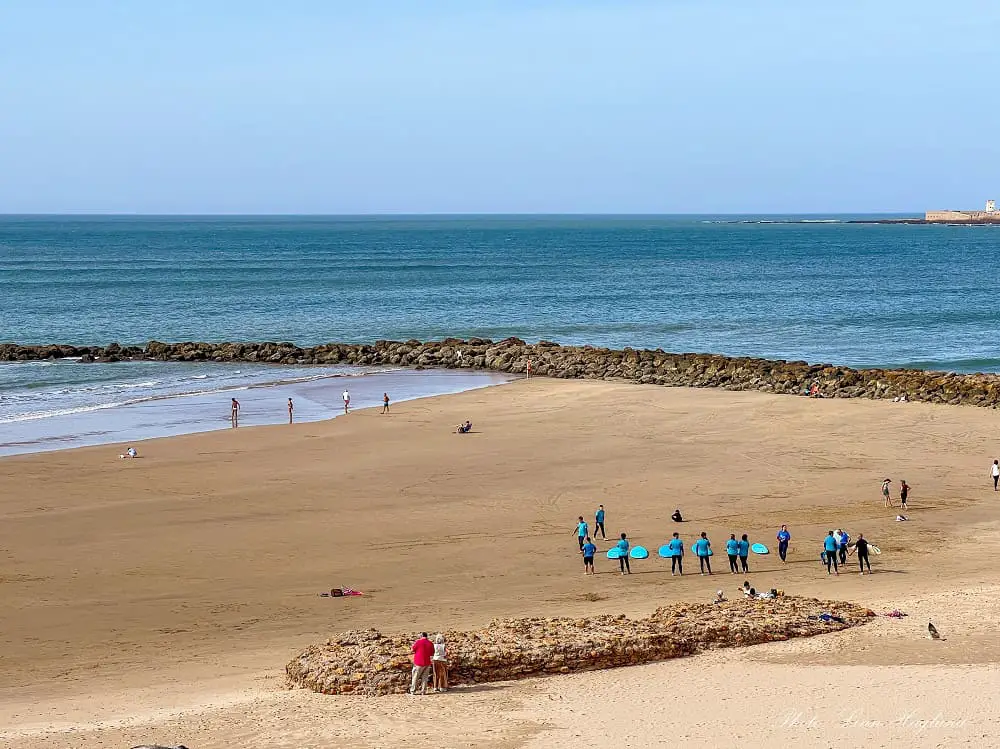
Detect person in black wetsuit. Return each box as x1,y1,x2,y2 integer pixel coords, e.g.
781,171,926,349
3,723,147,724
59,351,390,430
853,534,872,575
671,509,683,523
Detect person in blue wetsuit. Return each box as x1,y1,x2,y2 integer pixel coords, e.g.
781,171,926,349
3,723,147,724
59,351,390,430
617,533,631,575
738,533,750,573
695,532,712,575
574,516,588,550
594,505,606,539
823,530,840,575
668,532,684,575
581,536,597,575
776,525,791,563
726,534,740,574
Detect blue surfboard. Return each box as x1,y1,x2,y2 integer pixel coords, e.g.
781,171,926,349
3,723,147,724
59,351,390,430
630,545,649,559
751,542,769,555
658,544,676,558
607,547,624,559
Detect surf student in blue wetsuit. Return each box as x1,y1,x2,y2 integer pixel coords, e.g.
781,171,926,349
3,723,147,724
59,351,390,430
695,532,712,575
575,517,588,550
824,530,839,575
594,505,606,539
617,533,631,575
776,525,791,562
668,532,684,575
738,533,750,573
726,534,740,574
581,537,597,575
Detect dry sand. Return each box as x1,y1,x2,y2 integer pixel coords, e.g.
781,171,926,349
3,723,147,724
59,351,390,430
2,378,999,747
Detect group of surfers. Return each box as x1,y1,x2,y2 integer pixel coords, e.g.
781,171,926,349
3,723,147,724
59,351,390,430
574,510,876,577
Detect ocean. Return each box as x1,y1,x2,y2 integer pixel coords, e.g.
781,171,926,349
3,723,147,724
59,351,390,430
2,215,998,454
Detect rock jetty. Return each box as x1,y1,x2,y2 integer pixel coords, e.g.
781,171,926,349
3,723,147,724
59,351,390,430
2,338,999,407
286,596,874,696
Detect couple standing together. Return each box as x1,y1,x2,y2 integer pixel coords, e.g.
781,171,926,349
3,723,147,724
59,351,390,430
410,633,449,695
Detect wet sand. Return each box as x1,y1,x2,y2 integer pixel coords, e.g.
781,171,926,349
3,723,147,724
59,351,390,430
2,378,999,747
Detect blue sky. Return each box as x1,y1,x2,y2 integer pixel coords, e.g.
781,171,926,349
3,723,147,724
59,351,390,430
1,1,998,213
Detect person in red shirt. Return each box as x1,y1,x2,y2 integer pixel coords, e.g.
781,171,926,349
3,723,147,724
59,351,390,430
409,632,435,695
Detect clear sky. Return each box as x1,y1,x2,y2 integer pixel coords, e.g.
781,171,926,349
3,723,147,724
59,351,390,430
1,1,998,214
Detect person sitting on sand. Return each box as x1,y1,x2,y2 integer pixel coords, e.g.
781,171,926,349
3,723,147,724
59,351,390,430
120,446,138,459
671,509,683,523
714,589,726,603
456,421,472,434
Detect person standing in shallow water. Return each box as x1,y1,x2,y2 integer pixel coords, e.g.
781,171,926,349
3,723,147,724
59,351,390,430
776,524,791,562
287,397,294,424
382,392,390,414
616,533,631,575
738,533,750,573
342,389,351,414
230,397,240,428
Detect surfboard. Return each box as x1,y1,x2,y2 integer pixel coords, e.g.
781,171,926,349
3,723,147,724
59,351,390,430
607,548,624,559
630,545,649,559
870,544,882,555
751,542,769,555
690,544,713,557
658,544,677,558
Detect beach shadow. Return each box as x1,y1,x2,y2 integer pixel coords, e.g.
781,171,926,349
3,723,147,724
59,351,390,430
449,682,508,694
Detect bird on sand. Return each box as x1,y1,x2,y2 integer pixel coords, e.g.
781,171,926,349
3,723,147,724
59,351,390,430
927,621,941,640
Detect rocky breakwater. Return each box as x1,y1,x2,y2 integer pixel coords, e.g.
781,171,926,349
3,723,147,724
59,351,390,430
3,338,1000,407
286,596,874,696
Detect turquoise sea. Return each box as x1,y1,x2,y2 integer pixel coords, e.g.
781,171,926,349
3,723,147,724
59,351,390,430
1,215,998,453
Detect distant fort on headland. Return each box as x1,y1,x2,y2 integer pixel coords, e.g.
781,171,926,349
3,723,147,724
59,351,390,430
846,199,1000,225
924,199,998,223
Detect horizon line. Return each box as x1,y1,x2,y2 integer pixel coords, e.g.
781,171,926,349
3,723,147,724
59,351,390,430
0,211,919,218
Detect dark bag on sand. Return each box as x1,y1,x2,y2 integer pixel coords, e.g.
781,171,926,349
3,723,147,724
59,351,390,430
331,588,344,597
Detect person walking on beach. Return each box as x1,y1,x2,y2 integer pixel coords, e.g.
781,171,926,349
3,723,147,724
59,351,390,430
695,532,712,575
837,529,850,565
526,359,532,379
992,460,1000,491
616,533,631,575
882,478,892,508
899,480,910,510
342,389,351,414
726,533,740,574
594,505,606,539
432,634,449,692
575,516,588,550
824,531,840,575
669,531,684,575
582,536,597,575
853,534,873,575
382,392,390,414
776,524,791,563
738,533,750,573
230,397,240,428
409,632,435,695
287,397,294,424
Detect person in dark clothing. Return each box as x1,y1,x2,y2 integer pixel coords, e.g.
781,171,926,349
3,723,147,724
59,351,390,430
671,509,683,522
668,531,684,575
726,534,740,574
899,480,910,510
738,533,750,573
854,534,872,575
776,524,791,562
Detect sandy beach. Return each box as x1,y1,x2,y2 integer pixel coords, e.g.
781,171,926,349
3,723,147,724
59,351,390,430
3,377,1000,748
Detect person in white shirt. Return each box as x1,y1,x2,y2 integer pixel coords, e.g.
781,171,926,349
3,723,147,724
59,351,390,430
992,460,999,492
432,634,449,692
342,390,350,414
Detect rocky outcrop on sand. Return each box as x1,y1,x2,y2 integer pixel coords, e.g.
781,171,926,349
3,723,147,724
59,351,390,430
285,596,874,696
3,337,999,406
